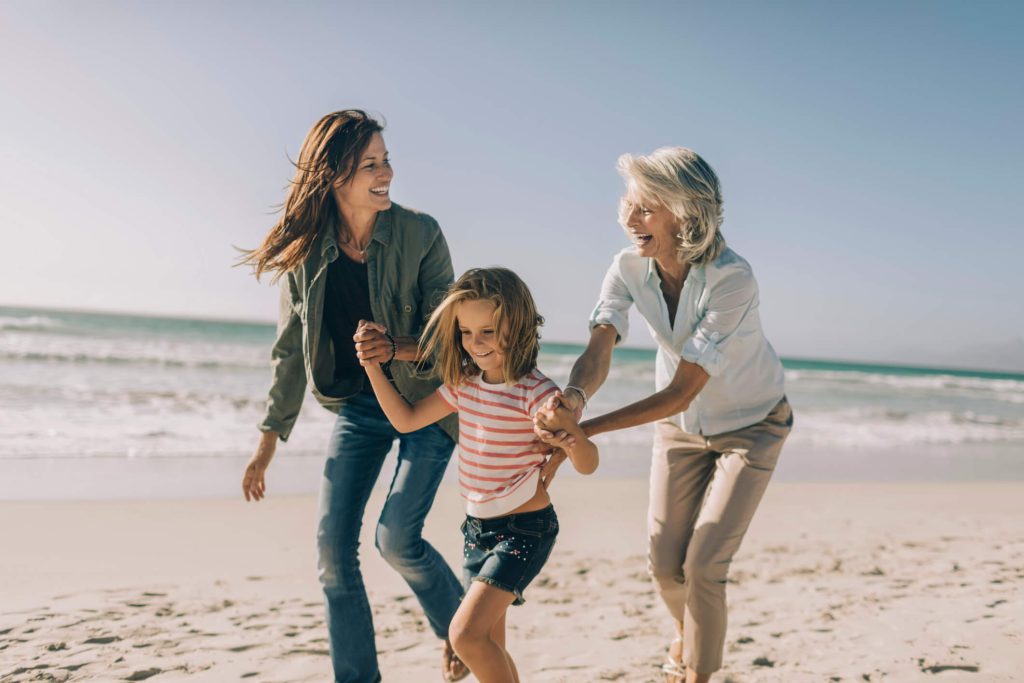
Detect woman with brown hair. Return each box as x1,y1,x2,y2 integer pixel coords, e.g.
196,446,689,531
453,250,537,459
239,110,468,682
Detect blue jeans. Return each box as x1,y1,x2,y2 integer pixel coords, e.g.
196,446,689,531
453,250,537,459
317,391,461,683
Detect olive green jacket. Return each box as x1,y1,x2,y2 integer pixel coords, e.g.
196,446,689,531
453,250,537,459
258,203,458,442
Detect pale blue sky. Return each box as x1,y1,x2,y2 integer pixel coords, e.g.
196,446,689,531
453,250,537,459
1,1,1022,369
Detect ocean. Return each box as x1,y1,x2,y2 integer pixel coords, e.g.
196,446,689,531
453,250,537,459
2,306,1022,499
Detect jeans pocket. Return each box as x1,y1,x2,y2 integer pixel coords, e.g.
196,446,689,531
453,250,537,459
508,517,546,538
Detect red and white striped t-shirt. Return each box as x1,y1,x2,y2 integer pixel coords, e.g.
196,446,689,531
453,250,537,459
436,369,559,518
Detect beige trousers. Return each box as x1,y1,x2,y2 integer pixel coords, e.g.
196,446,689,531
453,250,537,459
648,397,792,674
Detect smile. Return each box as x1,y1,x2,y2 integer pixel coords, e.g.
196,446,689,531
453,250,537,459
474,351,494,358
370,185,389,196
629,231,653,245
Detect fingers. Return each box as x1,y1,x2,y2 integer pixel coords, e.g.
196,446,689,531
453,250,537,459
243,465,266,502
549,430,576,449
353,320,388,341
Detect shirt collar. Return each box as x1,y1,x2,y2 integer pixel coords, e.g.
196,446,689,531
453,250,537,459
643,257,706,287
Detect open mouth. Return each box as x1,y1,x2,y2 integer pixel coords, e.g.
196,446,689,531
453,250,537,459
474,351,494,358
370,185,390,196
629,231,653,246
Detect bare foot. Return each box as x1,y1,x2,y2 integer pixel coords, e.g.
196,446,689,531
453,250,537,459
442,639,470,682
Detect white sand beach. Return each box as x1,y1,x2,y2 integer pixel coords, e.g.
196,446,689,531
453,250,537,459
1,480,1022,682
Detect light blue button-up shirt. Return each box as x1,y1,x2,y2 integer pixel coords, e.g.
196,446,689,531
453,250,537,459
590,246,785,436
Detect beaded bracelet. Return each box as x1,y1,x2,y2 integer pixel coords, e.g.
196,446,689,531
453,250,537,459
381,331,397,373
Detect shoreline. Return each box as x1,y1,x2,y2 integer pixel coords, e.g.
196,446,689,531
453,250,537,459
3,441,1024,502
2,481,1021,681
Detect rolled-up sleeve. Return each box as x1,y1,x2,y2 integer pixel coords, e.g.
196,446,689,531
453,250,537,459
259,271,307,441
681,267,757,377
589,256,632,344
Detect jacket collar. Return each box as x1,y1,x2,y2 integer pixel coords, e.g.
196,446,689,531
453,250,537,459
318,206,394,260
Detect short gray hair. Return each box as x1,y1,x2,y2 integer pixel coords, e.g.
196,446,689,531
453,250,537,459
617,147,725,265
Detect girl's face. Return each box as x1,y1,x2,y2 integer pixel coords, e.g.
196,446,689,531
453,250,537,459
333,132,393,214
621,191,680,263
456,299,505,383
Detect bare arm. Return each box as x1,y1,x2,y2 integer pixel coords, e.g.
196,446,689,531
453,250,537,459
580,359,709,437
535,406,598,474
363,363,454,433
561,324,618,413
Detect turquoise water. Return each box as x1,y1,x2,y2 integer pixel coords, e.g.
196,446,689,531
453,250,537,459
2,305,1022,497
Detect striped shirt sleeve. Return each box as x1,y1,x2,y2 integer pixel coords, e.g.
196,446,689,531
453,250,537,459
525,371,560,415
436,383,459,410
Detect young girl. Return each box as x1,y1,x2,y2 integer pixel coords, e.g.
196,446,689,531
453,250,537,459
358,267,597,683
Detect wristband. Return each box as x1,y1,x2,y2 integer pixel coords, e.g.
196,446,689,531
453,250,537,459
381,331,397,373
564,384,588,408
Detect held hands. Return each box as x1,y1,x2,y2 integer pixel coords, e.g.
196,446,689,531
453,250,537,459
533,391,600,477
533,390,584,446
354,320,393,367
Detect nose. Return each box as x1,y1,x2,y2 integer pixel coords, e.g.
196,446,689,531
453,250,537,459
626,206,641,228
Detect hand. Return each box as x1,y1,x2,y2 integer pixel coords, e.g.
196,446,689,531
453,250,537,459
242,432,277,502
539,449,567,490
533,406,577,450
354,320,393,366
543,389,584,420
532,401,581,448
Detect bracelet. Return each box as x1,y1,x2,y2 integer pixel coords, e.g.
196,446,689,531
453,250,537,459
564,384,588,409
381,331,397,373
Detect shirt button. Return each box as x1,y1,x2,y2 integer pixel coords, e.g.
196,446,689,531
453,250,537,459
403,304,413,313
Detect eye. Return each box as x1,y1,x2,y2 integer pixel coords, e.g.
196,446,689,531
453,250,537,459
640,207,653,216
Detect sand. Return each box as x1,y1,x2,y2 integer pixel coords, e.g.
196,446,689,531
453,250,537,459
1,480,1022,682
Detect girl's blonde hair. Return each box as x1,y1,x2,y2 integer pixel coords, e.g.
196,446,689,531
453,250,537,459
420,268,544,386
239,110,384,282
617,146,725,265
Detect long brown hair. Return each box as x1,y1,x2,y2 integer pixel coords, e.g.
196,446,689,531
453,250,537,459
420,268,544,387
239,110,384,281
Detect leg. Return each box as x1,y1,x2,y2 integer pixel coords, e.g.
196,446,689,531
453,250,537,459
449,582,518,683
490,612,519,683
681,399,792,676
317,393,396,683
375,422,462,638
647,421,716,681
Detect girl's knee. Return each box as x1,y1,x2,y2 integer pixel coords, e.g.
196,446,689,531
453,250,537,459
448,607,493,656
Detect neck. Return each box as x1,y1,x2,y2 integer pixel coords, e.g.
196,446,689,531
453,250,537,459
655,256,689,288
334,194,377,246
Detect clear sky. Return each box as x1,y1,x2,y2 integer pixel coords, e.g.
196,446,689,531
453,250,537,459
1,1,1022,370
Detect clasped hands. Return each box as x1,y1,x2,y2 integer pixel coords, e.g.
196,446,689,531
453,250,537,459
533,390,588,488
354,320,393,366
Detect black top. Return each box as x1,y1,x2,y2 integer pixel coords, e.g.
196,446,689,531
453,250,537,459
323,252,374,389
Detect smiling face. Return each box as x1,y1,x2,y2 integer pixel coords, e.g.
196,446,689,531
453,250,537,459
621,190,681,264
333,131,393,214
456,298,506,383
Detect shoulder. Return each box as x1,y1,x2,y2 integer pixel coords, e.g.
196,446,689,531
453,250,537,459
607,246,647,279
389,202,442,235
700,247,757,293
522,368,559,395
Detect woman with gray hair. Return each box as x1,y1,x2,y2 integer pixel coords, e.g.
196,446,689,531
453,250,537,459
536,147,792,682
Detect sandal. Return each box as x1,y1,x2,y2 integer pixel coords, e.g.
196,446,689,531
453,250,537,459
661,635,685,682
442,639,470,682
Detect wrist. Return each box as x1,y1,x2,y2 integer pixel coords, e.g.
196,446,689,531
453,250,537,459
563,385,587,416
395,336,418,362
